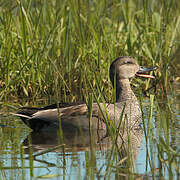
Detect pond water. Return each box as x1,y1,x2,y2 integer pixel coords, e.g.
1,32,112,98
0,85,179,180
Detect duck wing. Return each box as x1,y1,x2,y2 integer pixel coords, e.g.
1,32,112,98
30,103,103,130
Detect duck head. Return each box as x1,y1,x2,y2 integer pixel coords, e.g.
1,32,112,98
109,56,157,101
109,56,156,85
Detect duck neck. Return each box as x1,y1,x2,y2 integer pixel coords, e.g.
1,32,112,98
115,79,137,102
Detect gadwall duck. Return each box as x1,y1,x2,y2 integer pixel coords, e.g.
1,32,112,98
13,56,156,131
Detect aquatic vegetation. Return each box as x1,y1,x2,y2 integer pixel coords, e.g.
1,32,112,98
0,0,179,101
0,0,179,179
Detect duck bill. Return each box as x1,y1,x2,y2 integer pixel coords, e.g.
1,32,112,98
136,66,157,79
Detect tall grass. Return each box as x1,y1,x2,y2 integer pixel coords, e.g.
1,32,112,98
0,0,179,101
0,1,179,178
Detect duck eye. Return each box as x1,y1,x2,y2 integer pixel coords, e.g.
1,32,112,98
126,61,133,64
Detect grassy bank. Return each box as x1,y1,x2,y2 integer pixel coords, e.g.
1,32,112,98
0,0,179,101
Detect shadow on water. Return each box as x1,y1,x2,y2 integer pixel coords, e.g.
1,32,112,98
0,114,143,179
22,122,143,179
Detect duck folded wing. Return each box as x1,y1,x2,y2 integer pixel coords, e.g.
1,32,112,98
29,103,105,130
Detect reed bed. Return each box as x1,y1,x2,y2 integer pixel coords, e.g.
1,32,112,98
0,0,179,179
0,0,179,101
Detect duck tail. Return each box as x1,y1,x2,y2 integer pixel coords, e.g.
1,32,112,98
11,112,31,119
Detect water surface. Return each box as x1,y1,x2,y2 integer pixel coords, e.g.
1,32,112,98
0,87,179,179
